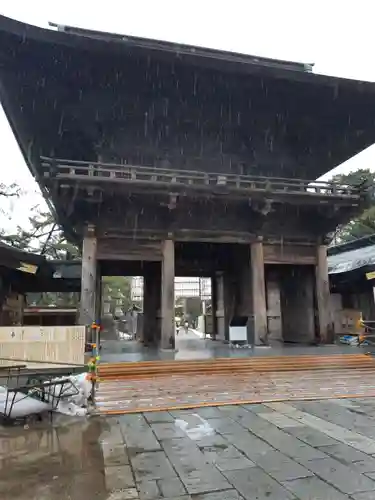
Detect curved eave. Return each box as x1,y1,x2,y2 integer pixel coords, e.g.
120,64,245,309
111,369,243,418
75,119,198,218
0,80,37,179
0,15,375,92
0,241,45,265
0,71,59,230
0,91,71,241
328,235,375,256
50,21,312,73
328,243,375,276
0,242,56,279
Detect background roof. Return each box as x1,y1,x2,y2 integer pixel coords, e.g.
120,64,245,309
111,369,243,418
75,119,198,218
328,236,375,274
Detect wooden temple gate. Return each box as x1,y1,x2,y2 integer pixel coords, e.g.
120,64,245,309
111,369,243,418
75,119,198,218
0,16,374,352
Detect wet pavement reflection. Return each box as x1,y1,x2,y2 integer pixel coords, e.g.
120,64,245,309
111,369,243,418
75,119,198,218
100,333,358,363
0,416,107,500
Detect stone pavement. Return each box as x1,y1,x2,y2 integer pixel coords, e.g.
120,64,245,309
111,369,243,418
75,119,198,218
99,399,375,499
5,398,375,498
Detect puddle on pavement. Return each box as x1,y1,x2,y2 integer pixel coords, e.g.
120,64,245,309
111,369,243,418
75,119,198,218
174,413,215,440
0,411,224,499
0,416,109,500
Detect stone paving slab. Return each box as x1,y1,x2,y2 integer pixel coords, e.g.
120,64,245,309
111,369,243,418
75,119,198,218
231,414,328,461
224,466,296,499
242,402,275,413
303,457,375,495
220,430,276,462
192,492,243,500
144,412,175,424
104,464,136,490
350,492,375,499
171,407,224,419
137,477,187,499
130,451,176,481
267,402,375,455
101,442,130,466
257,411,306,428
281,476,349,499
285,425,340,447
203,417,245,435
149,422,187,440
253,449,314,481
202,443,255,471
318,443,375,473
106,489,140,499
291,400,375,439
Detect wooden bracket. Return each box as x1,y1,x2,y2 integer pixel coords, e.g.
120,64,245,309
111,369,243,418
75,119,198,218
167,193,178,210
252,199,273,216
86,224,96,237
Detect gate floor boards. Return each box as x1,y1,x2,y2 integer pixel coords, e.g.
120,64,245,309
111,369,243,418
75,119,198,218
97,353,375,379
96,366,375,415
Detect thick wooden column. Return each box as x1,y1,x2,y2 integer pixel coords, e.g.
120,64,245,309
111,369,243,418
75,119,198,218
237,246,252,317
216,271,226,340
211,275,218,340
143,262,161,345
251,241,268,345
79,226,97,342
94,265,102,346
154,265,162,345
95,264,102,324
316,244,332,343
161,239,175,349
142,274,151,344
223,271,235,340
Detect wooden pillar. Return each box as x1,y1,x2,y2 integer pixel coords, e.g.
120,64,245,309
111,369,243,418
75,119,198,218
211,275,218,339
161,239,175,349
95,264,102,324
216,271,226,340
237,246,252,317
142,274,151,344
223,271,235,340
316,244,332,343
143,262,161,345
251,241,268,345
154,264,162,346
79,226,97,342
94,264,102,346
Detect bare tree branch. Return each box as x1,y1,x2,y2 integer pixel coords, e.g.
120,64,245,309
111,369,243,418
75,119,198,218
0,183,20,198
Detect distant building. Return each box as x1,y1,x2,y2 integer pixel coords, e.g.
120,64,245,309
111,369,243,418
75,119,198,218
131,277,211,302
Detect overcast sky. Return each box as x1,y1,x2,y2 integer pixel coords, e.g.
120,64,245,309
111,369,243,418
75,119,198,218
1,0,375,228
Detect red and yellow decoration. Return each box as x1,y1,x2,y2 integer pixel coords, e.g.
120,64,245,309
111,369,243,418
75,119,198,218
86,351,100,382
86,321,101,384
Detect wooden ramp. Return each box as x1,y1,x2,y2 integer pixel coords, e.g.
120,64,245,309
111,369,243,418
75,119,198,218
97,353,375,380
96,354,375,415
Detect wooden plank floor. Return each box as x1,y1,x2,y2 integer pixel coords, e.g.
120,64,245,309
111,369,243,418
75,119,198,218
96,367,375,415
97,353,375,380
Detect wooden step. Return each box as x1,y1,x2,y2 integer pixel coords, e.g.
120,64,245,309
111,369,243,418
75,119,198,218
96,366,375,414
98,354,375,381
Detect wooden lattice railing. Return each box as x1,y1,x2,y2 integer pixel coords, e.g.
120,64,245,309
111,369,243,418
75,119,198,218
40,157,363,199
